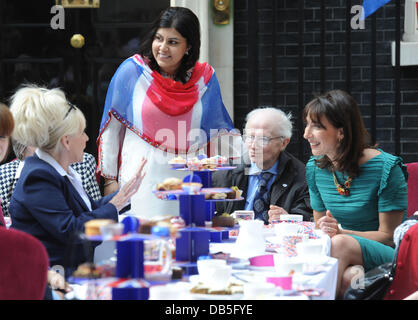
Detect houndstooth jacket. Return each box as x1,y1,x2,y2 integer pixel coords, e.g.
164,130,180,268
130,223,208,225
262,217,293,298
0,152,102,217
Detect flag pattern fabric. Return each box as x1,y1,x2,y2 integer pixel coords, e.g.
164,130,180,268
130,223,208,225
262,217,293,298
98,54,235,155
363,0,392,18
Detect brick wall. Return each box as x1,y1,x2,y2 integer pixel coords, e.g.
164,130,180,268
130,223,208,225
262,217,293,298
234,0,418,163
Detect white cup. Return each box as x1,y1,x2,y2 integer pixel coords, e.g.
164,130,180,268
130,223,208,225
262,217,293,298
197,259,228,288
273,254,305,275
279,214,303,222
296,239,325,257
273,222,302,238
243,282,277,300
211,265,232,290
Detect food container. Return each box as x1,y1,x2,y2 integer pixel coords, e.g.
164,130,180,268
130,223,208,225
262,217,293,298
100,223,124,240
182,182,203,194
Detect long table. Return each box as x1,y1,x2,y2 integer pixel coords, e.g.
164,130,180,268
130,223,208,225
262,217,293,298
76,224,338,300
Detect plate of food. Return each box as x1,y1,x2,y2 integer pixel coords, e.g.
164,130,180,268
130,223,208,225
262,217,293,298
168,156,187,169
188,279,244,300
154,187,234,200
190,292,244,300
155,177,183,191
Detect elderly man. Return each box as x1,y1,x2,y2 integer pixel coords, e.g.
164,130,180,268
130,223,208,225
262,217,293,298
212,107,312,224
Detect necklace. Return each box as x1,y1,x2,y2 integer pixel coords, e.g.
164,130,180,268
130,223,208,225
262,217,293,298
332,170,352,196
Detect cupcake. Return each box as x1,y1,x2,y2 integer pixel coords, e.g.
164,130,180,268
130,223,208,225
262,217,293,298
168,156,186,168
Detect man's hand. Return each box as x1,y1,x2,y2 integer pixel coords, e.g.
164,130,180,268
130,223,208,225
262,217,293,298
48,270,72,299
268,205,288,224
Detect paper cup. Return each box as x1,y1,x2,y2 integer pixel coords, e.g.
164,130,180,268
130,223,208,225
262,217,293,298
279,214,303,222
231,210,254,220
277,234,305,257
266,276,293,290
273,223,302,238
249,254,274,267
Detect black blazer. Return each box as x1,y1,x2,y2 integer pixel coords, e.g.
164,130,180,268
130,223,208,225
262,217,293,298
9,155,118,274
212,151,313,222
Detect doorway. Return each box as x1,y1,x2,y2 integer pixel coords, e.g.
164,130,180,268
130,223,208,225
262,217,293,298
0,0,169,159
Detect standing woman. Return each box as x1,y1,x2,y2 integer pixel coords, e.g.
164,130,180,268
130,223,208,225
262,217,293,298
303,90,407,298
9,85,146,275
97,7,239,219
0,103,14,227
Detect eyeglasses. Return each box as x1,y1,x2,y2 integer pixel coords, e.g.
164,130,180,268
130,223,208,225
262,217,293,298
242,135,284,147
64,102,76,119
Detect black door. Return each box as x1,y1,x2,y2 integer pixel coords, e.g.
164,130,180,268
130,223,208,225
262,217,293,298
0,0,169,159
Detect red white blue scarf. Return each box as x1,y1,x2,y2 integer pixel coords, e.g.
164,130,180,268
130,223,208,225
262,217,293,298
97,54,235,154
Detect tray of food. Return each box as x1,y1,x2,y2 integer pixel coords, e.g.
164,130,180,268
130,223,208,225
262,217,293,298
168,155,235,171
154,177,243,201
153,187,233,200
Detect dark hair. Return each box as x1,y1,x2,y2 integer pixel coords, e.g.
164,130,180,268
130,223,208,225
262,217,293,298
139,7,201,83
303,89,374,177
0,103,14,137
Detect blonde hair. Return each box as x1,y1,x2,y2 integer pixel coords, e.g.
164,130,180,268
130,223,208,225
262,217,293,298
10,85,86,153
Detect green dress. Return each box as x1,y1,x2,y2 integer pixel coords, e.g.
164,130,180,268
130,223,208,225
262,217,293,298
306,150,408,271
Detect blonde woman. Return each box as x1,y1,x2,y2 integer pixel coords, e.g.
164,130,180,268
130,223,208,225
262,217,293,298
9,85,146,276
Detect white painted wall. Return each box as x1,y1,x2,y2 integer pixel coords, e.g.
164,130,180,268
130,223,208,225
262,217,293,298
170,0,234,120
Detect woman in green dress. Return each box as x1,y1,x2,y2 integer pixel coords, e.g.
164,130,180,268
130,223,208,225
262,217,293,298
303,89,408,298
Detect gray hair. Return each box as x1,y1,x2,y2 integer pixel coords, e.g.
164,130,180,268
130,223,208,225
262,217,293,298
244,107,293,139
10,85,86,154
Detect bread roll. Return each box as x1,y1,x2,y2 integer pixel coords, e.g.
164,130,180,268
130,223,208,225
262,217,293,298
156,177,183,191
84,219,115,236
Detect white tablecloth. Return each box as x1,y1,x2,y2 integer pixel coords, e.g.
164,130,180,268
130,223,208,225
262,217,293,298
90,219,338,300
210,241,338,300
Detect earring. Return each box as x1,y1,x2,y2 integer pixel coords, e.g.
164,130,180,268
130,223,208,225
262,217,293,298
185,50,189,55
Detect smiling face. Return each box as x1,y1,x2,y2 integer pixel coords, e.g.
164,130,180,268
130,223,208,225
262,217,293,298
245,115,289,170
303,113,344,161
152,27,189,75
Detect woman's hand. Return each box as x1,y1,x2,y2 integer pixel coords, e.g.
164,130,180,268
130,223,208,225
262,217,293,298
317,210,340,237
109,158,147,212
